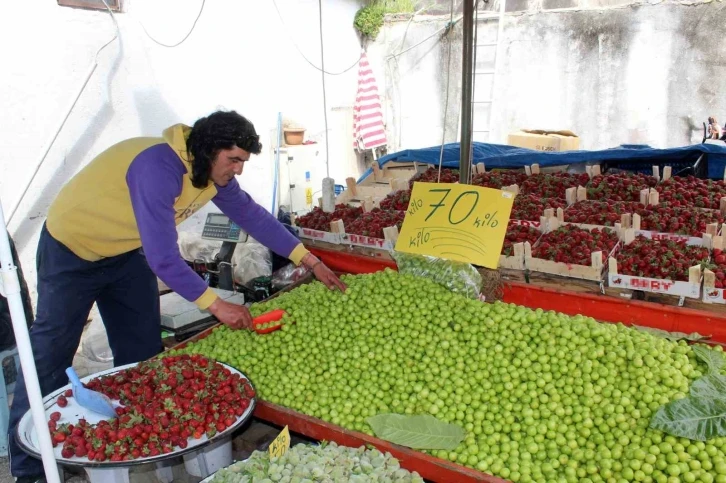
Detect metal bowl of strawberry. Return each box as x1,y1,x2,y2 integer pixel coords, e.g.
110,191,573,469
15,354,256,467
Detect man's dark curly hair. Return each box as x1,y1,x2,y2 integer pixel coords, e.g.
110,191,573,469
186,110,262,188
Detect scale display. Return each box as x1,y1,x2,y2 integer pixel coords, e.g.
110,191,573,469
201,213,248,243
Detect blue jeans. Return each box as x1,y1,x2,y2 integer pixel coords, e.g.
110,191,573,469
8,224,162,477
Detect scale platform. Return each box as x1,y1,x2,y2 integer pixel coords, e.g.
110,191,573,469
160,288,244,332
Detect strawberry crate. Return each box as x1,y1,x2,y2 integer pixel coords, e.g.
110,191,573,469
510,196,568,224
330,217,401,252
625,213,718,246
294,226,342,245
608,229,710,300
335,176,408,209
517,164,592,200
525,219,621,281
500,223,544,270
627,205,724,239
703,236,726,304
584,167,661,202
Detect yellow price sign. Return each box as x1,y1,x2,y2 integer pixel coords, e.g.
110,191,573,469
268,425,291,459
394,182,514,268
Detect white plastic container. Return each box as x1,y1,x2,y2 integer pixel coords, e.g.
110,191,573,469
183,436,233,477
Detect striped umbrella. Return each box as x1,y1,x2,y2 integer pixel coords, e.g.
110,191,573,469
353,50,387,152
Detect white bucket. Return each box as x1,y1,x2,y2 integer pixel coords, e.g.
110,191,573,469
183,436,233,478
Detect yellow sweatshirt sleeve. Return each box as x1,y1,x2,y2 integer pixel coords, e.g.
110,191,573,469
288,243,310,266
194,287,219,310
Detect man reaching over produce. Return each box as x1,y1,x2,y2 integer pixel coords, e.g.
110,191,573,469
8,110,345,483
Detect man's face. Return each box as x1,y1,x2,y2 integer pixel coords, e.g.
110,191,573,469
210,146,251,186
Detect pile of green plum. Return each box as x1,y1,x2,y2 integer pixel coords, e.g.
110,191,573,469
177,270,726,483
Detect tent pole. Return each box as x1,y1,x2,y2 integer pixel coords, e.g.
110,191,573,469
0,202,62,483
459,0,475,183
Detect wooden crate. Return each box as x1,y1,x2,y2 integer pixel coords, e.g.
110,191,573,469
499,242,528,270
608,228,708,300
525,218,620,282
703,236,726,304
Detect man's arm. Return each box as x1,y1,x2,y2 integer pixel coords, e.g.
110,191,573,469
212,179,309,264
213,180,346,292
126,148,218,309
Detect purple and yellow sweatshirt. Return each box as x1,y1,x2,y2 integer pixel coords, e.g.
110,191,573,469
46,124,308,309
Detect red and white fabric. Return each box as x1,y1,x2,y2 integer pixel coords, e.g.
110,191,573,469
353,51,387,151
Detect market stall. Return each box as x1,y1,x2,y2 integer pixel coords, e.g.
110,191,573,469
166,267,726,483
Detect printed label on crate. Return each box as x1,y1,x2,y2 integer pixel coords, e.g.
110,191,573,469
608,273,700,298
297,227,342,244
343,234,394,250
268,425,291,459
635,230,703,246
510,220,542,229
703,287,726,304
395,182,514,268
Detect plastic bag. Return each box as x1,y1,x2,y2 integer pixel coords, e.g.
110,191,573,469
177,231,272,287
79,309,113,363
232,239,272,287
0,234,33,352
392,252,482,299
271,263,310,291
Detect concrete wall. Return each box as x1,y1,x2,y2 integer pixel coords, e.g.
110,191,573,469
0,0,364,298
371,0,726,152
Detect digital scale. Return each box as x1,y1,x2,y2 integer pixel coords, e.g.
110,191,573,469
201,213,248,243
160,214,249,337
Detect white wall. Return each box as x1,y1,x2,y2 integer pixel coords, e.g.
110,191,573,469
0,0,365,298
371,2,726,152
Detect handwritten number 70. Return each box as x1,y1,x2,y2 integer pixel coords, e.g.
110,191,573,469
426,189,480,225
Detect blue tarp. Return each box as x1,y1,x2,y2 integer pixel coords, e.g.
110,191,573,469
359,142,726,182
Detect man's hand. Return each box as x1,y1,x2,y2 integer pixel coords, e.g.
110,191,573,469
302,254,347,292
208,298,253,330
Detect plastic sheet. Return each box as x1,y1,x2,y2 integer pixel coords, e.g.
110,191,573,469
392,252,482,299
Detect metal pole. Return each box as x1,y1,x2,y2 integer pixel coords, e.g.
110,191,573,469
459,0,475,183
0,202,62,483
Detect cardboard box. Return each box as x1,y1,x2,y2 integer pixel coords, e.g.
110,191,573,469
507,130,580,152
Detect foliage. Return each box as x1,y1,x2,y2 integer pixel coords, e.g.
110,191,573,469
354,0,415,40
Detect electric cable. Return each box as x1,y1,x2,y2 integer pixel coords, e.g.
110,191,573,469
138,0,206,48
271,0,360,75
318,0,330,178
437,0,457,183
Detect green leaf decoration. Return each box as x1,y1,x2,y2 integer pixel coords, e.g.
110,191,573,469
650,396,726,441
691,374,726,400
366,414,466,450
693,345,726,374
633,326,710,342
